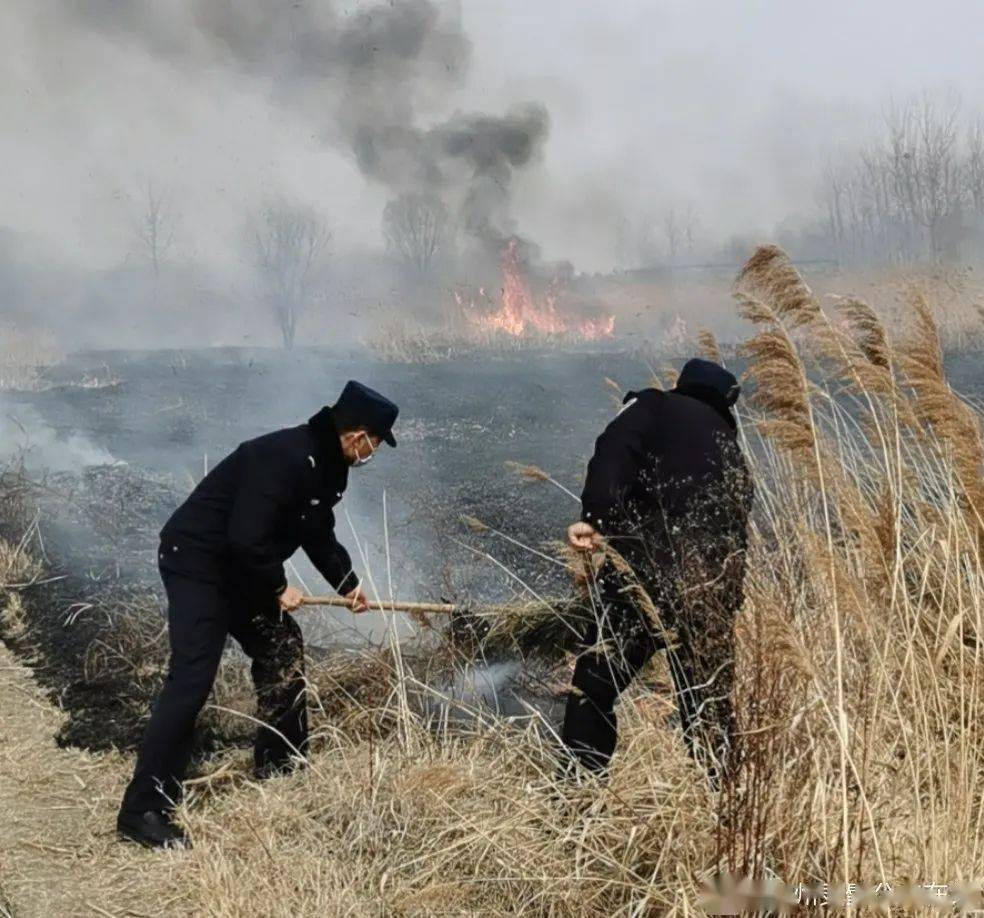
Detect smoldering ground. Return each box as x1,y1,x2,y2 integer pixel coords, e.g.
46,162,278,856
0,345,653,753
6,1,984,913
8,335,984,754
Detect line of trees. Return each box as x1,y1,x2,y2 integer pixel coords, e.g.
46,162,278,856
120,90,984,351
245,190,457,347
821,93,984,265
131,184,459,349
615,204,702,270
129,184,333,349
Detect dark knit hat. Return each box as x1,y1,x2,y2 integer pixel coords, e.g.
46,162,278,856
675,358,740,407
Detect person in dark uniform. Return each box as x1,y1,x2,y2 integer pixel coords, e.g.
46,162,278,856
561,358,752,784
117,381,398,849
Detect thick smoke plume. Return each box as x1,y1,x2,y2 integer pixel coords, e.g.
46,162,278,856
65,0,549,247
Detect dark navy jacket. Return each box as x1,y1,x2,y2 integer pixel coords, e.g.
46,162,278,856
159,406,357,597
580,385,752,572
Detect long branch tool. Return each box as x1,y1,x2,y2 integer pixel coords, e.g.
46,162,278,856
300,596,458,614
298,594,605,659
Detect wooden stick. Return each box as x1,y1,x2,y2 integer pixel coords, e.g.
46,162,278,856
299,595,458,614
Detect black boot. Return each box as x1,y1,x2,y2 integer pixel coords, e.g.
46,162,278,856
117,810,191,850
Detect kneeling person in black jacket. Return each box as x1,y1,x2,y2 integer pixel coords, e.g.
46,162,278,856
117,381,398,849
561,358,752,784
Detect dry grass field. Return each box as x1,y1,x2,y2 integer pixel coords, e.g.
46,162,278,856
3,247,984,914
362,259,984,371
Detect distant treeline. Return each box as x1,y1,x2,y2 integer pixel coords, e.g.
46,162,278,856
819,93,984,266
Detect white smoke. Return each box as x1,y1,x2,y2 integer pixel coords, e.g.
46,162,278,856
0,401,121,472
419,660,564,729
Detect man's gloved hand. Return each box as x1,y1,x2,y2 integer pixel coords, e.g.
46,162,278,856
344,584,370,613
278,585,305,612
567,520,600,552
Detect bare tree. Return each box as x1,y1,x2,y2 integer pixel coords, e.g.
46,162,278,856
681,204,699,258
382,192,449,274
663,207,680,263
885,94,963,260
133,179,177,280
634,214,659,266
821,160,848,260
858,146,894,258
967,117,984,217
249,203,330,349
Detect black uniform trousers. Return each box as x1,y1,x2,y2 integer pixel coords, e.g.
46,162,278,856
120,561,307,817
561,565,737,782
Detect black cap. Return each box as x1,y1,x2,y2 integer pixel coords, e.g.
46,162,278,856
332,380,399,447
676,358,741,407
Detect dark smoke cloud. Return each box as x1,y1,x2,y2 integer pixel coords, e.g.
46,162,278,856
436,107,550,243
64,0,548,244
354,104,550,243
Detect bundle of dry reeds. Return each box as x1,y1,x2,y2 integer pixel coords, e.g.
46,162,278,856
447,595,596,658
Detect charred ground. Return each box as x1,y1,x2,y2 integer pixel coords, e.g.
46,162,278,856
7,343,984,758
0,345,650,754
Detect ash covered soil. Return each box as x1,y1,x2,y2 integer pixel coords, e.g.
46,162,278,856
1,345,657,751
7,345,984,755
12,346,661,599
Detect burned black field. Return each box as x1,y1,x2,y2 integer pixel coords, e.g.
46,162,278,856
7,344,984,756
11,346,660,597
1,346,656,751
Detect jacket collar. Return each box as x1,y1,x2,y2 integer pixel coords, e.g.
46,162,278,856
307,406,348,475
671,383,738,430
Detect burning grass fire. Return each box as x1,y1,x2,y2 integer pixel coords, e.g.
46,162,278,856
455,238,616,340
9,0,984,910
6,248,984,912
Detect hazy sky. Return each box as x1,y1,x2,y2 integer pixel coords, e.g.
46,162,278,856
2,0,983,274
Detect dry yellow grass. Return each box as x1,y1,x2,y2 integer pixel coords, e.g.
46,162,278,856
4,247,984,913
363,312,591,364
363,259,984,366
0,598,184,917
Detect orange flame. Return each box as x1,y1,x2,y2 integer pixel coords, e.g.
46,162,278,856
461,239,614,340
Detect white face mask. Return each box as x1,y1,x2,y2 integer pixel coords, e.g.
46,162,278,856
352,433,375,467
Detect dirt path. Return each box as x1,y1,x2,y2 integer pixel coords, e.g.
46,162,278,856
0,641,189,917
